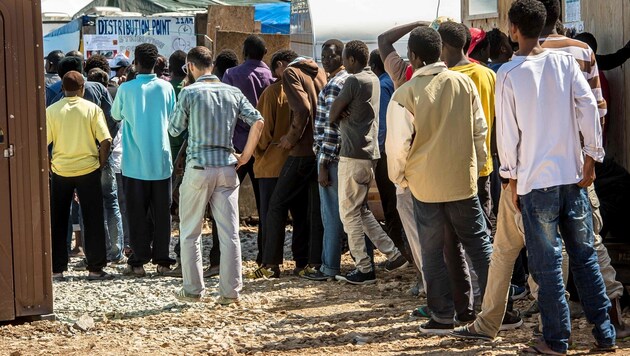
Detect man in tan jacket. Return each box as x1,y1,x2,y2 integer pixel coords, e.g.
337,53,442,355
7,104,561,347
250,56,327,278
386,27,492,335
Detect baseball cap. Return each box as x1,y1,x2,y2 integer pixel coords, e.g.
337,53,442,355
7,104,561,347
62,71,85,91
111,56,131,69
467,28,487,56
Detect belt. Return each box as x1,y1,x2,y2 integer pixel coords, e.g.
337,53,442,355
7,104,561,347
192,166,205,170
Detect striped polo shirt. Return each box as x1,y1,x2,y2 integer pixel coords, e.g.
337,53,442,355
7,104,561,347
540,34,607,119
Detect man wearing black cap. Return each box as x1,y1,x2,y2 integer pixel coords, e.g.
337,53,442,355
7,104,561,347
111,57,131,85
45,50,64,88
47,71,113,281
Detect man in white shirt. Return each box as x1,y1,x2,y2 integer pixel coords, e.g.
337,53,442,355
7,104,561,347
495,0,614,353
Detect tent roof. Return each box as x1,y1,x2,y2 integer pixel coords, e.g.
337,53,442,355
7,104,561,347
74,0,289,17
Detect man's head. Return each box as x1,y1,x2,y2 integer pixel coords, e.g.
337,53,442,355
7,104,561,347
537,0,561,28
186,46,213,80
155,55,168,77
111,56,131,77
85,54,111,74
408,26,442,70
321,39,344,74
62,71,85,97
124,65,138,82
468,28,490,64
58,56,84,78
508,0,547,41
45,50,64,74
243,35,267,61
270,49,298,79
87,68,109,87
134,43,159,73
169,50,187,79
438,21,468,64
575,32,598,53
66,50,82,58
342,40,369,74
213,49,239,80
368,49,385,77
487,28,513,62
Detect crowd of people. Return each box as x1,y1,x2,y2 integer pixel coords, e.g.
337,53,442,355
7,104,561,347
43,0,630,353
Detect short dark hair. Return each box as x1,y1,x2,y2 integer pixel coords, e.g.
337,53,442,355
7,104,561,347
368,49,384,73
438,21,467,50
46,50,65,66
509,0,547,39
125,65,138,81
154,55,168,76
322,39,344,56
344,40,369,67
574,32,598,53
87,68,109,86
134,43,159,70
58,56,83,78
187,46,213,69
537,0,561,27
169,50,187,77
243,35,266,60
85,54,111,74
487,28,508,59
214,49,239,76
409,27,442,64
66,50,82,58
270,49,298,72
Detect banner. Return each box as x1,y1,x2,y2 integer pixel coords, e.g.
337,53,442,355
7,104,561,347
95,17,195,59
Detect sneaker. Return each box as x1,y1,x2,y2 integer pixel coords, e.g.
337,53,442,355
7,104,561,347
524,300,539,317
455,311,476,325
509,284,528,301
409,281,426,298
174,288,201,303
73,259,88,271
335,269,376,285
384,255,409,272
499,310,523,331
419,318,454,335
450,325,493,341
297,265,318,277
87,271,115,281
122,265,146,277
204,265,220,278
161,264,183,277
302,269,334,282
217,296,240,306
246,266,280,279
109,255,128,266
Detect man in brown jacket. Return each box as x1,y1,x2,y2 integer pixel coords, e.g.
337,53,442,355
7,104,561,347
250,56,327,278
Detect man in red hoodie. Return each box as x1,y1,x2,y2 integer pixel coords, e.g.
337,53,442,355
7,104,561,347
250,57,327,278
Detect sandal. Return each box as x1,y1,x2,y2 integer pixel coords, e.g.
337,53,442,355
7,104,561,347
174,288,202,303
591,343,618,353
52,273,66,282
522,338,566,355
411,305,432,318
87,271,115,281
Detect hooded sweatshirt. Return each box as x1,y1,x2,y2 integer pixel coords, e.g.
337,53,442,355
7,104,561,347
282,58,327,157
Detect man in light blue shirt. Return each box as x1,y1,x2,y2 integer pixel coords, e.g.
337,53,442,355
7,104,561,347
111,43,176,277
169,46,264,304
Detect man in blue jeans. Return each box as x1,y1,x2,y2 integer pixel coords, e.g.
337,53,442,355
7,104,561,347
496,0,615,353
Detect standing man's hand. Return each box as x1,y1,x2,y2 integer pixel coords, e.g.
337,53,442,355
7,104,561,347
578,155,596,188
510,179,520,213
318,164,331,187
278,135,294,150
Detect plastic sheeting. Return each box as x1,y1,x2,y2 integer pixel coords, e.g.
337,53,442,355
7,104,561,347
254,3,290,34
43,19,82,57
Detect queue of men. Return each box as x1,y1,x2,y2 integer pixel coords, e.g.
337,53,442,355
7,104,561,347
44,0,628,353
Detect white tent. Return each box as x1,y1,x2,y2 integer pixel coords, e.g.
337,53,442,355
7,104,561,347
41,0,93,18
290,0,461,61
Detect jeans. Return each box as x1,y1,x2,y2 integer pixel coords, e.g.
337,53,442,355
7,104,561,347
115,173,130,249
101,160,123,261
51,170,107,273
179,164,242,299
319,161,374,276
122,176,175,267
263,156,322,267
521,184,615,353
413,195,492,324
338,157,401,273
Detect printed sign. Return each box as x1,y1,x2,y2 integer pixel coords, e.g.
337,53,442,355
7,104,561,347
83,35,119,59
565,0,581,23
95,17,195,59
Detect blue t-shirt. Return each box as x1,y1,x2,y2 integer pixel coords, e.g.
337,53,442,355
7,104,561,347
111,74,176,180
377,72,394,152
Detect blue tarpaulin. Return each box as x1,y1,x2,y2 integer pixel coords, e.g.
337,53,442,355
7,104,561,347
43,18,82,56
254,2,289,35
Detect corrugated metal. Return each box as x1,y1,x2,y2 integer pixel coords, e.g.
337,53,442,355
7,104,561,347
0,0,53,321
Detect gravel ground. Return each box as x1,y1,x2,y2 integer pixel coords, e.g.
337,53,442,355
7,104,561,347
1,223,629,355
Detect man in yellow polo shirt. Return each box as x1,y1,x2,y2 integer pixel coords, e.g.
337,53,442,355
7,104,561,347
47,71,113,281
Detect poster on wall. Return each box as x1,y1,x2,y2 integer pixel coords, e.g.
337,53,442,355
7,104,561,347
565,0,581,23
83,35,119,59
95,17,195,60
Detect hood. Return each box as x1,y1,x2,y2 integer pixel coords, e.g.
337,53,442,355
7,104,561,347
289,58,321,77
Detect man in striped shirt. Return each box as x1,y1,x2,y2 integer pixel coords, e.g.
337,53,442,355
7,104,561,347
169,46,264,304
